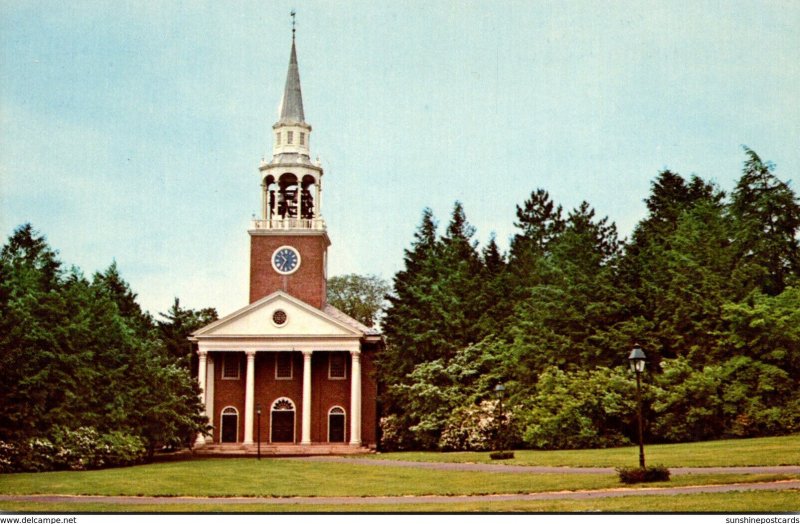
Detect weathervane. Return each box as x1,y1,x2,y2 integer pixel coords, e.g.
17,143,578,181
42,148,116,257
291,10,296,39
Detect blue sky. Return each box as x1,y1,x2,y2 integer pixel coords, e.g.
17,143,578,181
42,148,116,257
2,0,799,318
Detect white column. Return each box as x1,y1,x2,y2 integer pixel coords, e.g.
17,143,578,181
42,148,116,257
314,182,321,219
243,351,256,445
205,355,215,443
195,350,208,447
349,350,362,446
318,182,323,219
301,350,313,445
261,183,268,220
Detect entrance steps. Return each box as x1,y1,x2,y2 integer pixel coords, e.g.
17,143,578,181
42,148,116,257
194,443,373,457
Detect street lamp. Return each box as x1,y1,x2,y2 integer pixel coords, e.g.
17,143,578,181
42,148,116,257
628,346,647,469
256,404,262,460
494,384,506,453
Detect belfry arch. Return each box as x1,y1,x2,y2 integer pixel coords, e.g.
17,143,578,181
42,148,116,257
260,172,320,223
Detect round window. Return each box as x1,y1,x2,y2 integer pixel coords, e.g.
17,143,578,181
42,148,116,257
272,309,288,326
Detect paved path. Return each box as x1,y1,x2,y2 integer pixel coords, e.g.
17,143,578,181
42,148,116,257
290,456,800,476
1,481,799,506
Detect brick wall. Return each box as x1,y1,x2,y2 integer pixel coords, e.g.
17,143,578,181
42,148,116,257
210,347,379,445
249,234,328,308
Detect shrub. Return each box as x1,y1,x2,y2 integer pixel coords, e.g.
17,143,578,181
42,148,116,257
517,367,635,450
0,439,56,473
617,465,671,484
0,428,146,472
438,401,498,451
490,451,515,460
51,427,146,470
98,431,146,467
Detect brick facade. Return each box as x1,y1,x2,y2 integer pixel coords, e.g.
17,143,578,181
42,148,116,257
210,347,379,445
249,233,328,308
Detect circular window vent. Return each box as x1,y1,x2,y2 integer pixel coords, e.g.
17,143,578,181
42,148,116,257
272,309,288,326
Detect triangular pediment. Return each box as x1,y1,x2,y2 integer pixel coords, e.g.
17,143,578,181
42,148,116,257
191,291,363,339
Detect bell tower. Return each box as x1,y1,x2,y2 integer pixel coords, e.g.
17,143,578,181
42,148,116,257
249,29,330,308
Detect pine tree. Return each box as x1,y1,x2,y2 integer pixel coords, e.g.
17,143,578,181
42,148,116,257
509,202,628,375
0,224,208,451
730,147,800,297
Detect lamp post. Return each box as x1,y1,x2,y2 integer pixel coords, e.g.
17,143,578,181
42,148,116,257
494,384,506,453
628,346,647,469
256,404,262,460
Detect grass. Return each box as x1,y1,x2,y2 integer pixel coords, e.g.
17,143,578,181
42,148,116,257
0,459,795,498
0,435,797,512
1,490,798,513
370,434,800,468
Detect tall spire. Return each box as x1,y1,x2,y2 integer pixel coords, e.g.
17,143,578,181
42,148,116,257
279,12,305,124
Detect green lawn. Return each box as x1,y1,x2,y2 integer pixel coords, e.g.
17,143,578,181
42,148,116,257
370,434,800,467
0,459,795,499
0,435,797,512
2,490,798,513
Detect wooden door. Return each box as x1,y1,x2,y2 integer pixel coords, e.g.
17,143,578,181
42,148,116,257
329,412,345,442
271,411,295,442
221,413,238,443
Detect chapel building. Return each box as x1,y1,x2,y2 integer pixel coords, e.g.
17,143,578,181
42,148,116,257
189,32,382,452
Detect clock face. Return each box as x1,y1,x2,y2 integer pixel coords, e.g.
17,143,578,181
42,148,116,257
272,246,301,275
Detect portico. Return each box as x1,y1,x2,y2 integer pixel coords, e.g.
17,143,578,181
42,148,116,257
190,291,379,448
196,347,362,446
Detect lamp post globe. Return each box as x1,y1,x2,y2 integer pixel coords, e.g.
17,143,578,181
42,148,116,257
628,346,647,373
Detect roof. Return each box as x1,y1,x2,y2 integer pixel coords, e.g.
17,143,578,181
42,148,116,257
323,304,382,336
189,291,381,340
278,39,305,124
267,152,315,167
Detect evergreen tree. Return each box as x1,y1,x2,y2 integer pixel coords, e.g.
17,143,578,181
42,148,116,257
93,261,154,337
510,188,565,260
381,208,441,384
730,147,800,297
0,224,208,455
157,298,218,370
380,203,489,448
656,199,734,363
509,202,629,375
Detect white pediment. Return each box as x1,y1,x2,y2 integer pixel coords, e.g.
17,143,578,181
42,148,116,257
191,291,363,339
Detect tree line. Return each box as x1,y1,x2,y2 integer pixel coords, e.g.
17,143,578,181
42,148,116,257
0,225,216,471
379,148,800,451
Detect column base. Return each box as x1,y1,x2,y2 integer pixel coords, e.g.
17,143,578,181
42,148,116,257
301,441,312,446
349,440,362,447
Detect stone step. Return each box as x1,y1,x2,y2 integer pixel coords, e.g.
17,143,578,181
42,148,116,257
194,443,373,457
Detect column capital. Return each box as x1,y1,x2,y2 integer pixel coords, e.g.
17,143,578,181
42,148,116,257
198,349,208,357
350,349,361,357
245,350,257,358
302,349,314,357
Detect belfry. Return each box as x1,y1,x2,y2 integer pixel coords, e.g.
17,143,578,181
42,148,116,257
190,25,382,453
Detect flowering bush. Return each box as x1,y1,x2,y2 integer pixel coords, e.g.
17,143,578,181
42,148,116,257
0,427,146,472
438,401,498,451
